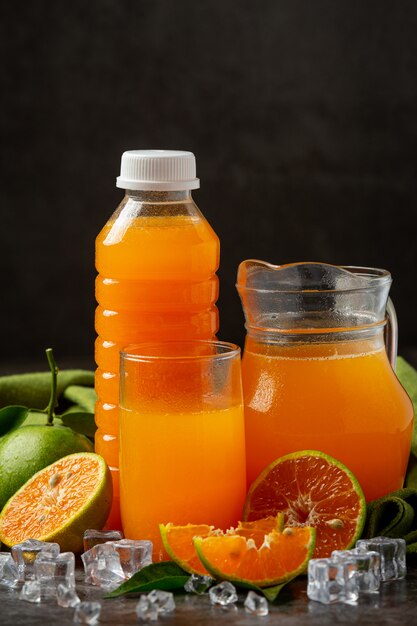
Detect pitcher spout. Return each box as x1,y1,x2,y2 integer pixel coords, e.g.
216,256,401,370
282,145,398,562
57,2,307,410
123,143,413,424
236,260,392,334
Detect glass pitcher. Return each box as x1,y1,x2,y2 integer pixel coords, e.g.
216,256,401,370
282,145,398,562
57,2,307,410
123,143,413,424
236,261,414,501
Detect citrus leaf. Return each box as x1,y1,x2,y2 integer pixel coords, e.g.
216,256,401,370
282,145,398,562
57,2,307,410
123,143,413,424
60,411,97,437
63,385,97,413
62,404,85,414
396,357,417,457
406,457,417,488
0,370,94,410
105,562,189,598
0,405,28,437
259,582,287,602
233,579,288,602
23,411,63,427
105,560,290,601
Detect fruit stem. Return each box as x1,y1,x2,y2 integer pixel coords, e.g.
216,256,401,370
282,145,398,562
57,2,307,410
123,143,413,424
45,348,59,426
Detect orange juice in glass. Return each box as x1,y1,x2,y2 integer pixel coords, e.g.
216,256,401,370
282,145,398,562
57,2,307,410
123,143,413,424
237,261,414,502
119,341,246,561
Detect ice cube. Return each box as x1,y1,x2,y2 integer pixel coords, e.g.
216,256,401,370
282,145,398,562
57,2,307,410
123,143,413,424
0,556,21,588
81,548,96,584
107,539,152,578
35,552,75,596
57,583,81,608
12,538,60,581
356,537,406,581
332,549,381,593
184,573,214,594
20,580,41,603
148,589,175,614
92,543,125,590
244,590,269,616
0,552,12,578
93,566,125,592
307,557,359,604
83,543,125,591
73,601,101,624
136,595,158,622
83,529,123,552
209,581,238,606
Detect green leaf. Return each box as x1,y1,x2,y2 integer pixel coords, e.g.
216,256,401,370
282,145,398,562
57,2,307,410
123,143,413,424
0,405,28,437
0,370,94,410
63,385,97,413
233,580,288,602
23,411,63,427
259,583,287,602
105,562,189,598
406,457,417,489
396,357,417,457
60,412,97,437
63,404,85,414
105,560,290,602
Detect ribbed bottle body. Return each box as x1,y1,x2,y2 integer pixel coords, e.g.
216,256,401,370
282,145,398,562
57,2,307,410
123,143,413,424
95,192,219,528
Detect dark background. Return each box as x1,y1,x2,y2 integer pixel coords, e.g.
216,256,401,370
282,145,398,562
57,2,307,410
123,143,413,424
1,0,417,371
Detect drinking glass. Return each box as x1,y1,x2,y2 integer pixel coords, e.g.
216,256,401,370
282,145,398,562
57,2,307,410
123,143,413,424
119,340,246,561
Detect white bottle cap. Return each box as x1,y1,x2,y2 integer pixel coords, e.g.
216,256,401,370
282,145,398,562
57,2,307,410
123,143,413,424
116,150,200,191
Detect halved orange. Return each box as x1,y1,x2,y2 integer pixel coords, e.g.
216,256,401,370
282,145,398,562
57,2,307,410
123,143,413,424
243,450,366,558
194,526,315,587
160,515,284,575
0,452,112,553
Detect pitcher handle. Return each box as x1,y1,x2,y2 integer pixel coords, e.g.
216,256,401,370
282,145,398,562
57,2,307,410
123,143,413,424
385,297,398,369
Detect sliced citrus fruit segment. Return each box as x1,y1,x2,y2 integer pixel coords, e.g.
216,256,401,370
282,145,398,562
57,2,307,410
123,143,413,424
160,522,215,575
194,526,315,587
159,515,284,575
0,452,112,553
243,450,366,558
232,513,284,546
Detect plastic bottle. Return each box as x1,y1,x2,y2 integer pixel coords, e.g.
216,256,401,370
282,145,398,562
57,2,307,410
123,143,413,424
95,150,220,528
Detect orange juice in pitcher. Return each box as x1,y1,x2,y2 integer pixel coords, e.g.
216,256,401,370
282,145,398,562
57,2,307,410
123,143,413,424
95,151,219,528
237,261,413,501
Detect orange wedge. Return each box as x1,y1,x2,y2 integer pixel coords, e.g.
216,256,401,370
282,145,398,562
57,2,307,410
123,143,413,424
194,526,316,587
160,515,284,575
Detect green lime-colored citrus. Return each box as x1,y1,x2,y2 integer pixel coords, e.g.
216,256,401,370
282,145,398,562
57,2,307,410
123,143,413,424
0,452,111,552
0,424,93,510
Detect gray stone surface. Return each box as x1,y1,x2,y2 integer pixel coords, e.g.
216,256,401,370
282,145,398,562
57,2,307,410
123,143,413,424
1,565,416,625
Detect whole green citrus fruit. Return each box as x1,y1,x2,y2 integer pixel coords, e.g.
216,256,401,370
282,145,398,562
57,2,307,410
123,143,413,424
0,425,93,510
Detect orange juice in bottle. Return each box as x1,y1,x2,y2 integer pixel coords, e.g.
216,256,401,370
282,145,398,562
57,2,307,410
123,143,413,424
95,151,219,528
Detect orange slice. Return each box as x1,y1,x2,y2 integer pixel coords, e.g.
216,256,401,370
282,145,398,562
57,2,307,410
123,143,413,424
233,513,284,546
159,515,283,575
243,450,366,558
194,526,315,587
160,523,214,575
0,452,112,553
